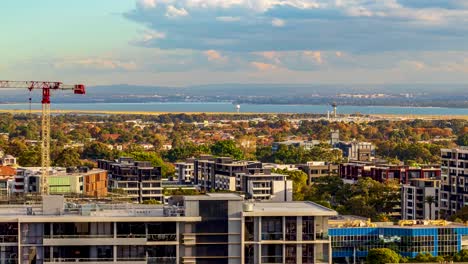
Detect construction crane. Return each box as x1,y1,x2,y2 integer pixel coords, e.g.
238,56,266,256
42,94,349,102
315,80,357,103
0,81,86,195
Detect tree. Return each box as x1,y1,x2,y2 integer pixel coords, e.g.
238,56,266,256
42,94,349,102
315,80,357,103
18,148,41,167
410,252,443,263
82,142,115,160
275,169,308,201
457,133,468,146
425,196,436,220
54,148,81,167
367,248,400,264
210,140,244,160
125,151,175,178
449,206,468,222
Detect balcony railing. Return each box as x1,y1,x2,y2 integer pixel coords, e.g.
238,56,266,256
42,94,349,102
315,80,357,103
147,257,177,264
261,233,283,240
0,235,18,243
44,258,114,262
45,257,154,262
147,234,177,241
44,234,113,239
261,256,283,263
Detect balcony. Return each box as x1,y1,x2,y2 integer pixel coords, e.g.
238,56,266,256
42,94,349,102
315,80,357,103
147,233,177,242
261,256,283,263
0,235,17,243
43,234,145,246
261,233,283,240
44,258,146,264
147,257,177,264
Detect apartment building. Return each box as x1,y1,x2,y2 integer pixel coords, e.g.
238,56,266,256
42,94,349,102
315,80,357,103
297,162,339,184
98,157,163,203
401,178,441,220
339,161,441,184
13,167,108,197
236,169,293,201
192,157,294,201
0,193,337,264
333,141,375,161
175,159,195,184
440,147,468,217
193,156,262,191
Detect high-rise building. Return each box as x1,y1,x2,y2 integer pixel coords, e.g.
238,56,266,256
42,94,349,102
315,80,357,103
440,147,468,217
0,193,337,264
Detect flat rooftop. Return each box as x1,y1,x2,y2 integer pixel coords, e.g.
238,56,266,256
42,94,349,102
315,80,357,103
184,193,243,201
243,201,338,217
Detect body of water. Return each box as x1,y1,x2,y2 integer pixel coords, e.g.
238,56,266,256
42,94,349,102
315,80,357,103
0,102,467,116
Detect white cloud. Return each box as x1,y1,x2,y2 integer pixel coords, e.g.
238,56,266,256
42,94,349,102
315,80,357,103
166,5,189,17
251,61,278,71
216,16,241,22
138,0,157,8
204,50,227,61
303,51,323,64
271,18,286,27
54,58,138,71
142,30,167,41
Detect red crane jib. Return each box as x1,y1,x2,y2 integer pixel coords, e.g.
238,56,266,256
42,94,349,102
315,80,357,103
0,81,86,104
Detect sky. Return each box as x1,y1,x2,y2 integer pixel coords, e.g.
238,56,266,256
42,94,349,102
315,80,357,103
3,0,468,86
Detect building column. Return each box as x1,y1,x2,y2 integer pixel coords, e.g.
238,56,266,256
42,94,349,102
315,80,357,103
176,223,180,264
256,217,261,264
113,222,117,262
297,216,302,264
1,246,5,264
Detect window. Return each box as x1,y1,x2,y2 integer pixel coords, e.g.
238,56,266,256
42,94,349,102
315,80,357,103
303,216,315,240
262,217,282,240
261,244,283,263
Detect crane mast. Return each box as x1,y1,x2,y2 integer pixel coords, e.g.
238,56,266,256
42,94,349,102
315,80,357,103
0,81,85,195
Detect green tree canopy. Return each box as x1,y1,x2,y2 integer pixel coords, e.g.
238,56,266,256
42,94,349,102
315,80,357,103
54,148,81,167
210,140,244,160
124,151,175,178
367,248,400,264
82,142,116,160
275,169,308,201
457,133,468,146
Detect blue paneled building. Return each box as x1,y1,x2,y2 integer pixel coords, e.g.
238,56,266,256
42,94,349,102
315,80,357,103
330,226,468,263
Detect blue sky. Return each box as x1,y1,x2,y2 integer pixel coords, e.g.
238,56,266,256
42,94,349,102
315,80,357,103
3,0,468,86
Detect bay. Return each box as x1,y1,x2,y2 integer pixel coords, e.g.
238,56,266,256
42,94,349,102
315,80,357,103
0,102,467,116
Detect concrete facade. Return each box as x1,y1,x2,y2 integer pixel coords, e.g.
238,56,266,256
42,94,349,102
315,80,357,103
401,178,440,220
0,193,336,264
440,147,468,217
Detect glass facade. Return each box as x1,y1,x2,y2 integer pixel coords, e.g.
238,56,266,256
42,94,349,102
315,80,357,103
330,227,468,260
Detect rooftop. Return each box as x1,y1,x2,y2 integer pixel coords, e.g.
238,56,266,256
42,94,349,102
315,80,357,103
184,193,243,201
243,201,338,217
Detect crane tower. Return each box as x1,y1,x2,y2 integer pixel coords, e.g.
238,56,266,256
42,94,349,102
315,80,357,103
0,81,85,195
